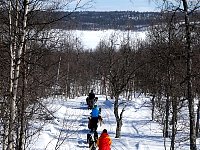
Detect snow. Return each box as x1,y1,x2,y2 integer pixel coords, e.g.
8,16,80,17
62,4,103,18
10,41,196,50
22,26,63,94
29,94,197,150
47,29,147,50
28,29,199,150
74,30,147,49
52,29,147,50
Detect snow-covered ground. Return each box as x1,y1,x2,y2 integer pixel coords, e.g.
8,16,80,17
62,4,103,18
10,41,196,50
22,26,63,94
29,94,198,150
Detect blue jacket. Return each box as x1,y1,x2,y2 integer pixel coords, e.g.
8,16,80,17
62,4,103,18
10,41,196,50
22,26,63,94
91,107,100,118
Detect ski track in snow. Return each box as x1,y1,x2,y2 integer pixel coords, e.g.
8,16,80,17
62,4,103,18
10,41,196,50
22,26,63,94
76,100,89,149
100,100,128,150
96,96,148,150
97,96,151,150
87,97,146,150
34,95,164,150
24,94,199,150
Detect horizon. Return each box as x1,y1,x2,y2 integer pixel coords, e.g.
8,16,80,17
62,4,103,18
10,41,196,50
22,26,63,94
71,10,159,12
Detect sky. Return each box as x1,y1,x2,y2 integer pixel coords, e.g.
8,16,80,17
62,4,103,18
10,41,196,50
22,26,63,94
26,93,196,150
86,0,161,12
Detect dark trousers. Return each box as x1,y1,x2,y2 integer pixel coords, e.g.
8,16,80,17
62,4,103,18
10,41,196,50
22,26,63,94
91,117,98,131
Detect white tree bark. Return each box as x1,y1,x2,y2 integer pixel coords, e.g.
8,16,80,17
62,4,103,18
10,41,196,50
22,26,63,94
3,1,14,150
7,0,29,149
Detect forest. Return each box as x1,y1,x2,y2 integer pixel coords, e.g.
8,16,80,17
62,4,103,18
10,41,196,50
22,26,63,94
0,0,200,150
50,11,161,30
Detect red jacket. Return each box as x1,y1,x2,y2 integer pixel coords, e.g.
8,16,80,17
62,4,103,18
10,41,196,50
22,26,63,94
97,133,112,150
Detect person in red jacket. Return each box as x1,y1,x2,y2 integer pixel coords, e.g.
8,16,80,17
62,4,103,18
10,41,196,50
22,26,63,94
96,129,112,150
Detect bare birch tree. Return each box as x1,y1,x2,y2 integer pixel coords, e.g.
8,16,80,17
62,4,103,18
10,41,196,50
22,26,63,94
0,0,93,149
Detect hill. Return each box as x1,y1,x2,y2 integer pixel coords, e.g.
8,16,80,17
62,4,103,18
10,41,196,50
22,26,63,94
50,11,161,31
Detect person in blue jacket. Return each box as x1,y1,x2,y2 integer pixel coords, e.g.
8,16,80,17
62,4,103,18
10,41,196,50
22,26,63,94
90,105,100,132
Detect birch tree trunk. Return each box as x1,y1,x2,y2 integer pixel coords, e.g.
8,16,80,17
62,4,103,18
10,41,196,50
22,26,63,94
182,0,197,149
17,42,27,150
3,1,14,149
7,0,18,149
7,0,29,149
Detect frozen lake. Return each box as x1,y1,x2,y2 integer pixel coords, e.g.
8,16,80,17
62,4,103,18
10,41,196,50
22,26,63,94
52,29,147,50
74,29,147,49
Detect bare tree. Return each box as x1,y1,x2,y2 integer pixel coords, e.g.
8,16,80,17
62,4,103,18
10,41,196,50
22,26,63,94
0,0,93,149
95,33,139,138
182,0,197,149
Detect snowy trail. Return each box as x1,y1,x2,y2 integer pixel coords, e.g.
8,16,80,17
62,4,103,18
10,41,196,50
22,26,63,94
76,99,90,149
95,96,155,150
32,95,176,150
96,96,136,150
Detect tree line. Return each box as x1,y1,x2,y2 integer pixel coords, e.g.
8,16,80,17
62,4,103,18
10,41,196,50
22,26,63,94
41,11,162,30
0,0,200,150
